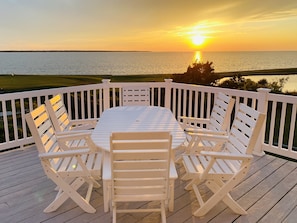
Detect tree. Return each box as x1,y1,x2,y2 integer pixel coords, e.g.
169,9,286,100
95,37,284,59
267,77,288,93
219,74,288,93
172,61,219,85
219,74,247,89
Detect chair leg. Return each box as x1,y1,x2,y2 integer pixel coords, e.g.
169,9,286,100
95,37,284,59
112,203,117,223
168,179,175,212
103,179,111,212
206,180,247,215
185,178,200,190
44,177,86,212
44,168,96,213
193,179,247,216
161,201,166,223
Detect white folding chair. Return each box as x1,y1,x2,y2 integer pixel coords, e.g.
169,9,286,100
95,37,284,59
109,131,172,223
177,92,235,159
25,104,102,213
182,103,265,216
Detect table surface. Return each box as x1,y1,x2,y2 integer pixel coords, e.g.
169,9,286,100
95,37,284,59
91,106,186,152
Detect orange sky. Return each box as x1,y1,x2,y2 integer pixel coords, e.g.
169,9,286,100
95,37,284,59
1,0,297,52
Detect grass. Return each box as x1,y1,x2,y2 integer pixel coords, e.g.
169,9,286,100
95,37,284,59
0,74,171,93
0,67,296,93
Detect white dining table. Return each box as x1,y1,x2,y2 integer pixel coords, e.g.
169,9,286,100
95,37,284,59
91,105,186,152
91,105,186,213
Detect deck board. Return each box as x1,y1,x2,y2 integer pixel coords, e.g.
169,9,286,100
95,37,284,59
0,146,296,223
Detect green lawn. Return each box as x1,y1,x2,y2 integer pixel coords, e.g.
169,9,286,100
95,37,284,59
0,74,171,93
1,67,296,93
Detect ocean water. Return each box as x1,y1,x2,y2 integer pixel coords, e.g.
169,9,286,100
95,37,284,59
0,51,297,91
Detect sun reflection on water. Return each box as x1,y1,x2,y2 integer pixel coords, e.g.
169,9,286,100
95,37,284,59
193,51,202,63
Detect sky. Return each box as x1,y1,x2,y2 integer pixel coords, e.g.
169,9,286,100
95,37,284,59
1,0,297,52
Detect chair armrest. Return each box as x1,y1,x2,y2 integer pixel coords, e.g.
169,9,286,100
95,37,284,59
56,131,99,152
69,118,99,125
200,151,253,160
56,129,93,137
56,131,92,140
68,118,99,130
178,116,210,125
187,132,229,142
185,128,227,135
39,149,90,159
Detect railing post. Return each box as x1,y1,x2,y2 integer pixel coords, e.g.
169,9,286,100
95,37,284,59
102,79,111,111
164,79,173,109
254,88,271,156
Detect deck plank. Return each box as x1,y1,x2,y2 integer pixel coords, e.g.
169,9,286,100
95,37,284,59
0,146,296,223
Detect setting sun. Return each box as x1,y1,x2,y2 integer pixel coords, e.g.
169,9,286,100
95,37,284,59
192,34,206,46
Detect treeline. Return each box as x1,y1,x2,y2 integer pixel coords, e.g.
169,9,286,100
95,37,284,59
171,61,296,95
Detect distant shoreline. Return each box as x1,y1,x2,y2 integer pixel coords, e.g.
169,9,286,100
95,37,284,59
2,67,297,77
216,68,297,78
0,50,151,53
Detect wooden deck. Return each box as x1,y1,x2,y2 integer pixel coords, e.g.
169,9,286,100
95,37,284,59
1,146,297,223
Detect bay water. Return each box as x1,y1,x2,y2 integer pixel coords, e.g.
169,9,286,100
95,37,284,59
0,51,297,91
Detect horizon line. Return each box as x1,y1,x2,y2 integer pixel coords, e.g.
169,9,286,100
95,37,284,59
1,50,297,53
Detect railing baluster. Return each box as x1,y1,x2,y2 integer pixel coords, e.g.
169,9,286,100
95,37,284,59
288,104,296,152
278,103,287,149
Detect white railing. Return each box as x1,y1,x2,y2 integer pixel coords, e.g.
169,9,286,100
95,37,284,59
1,79,297,160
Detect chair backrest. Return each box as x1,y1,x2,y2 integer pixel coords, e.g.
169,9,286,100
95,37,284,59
225,103,266,156
208,92,235,132
45,94,71,132
25,104,60,155
110,131,172,203
122,86,150,106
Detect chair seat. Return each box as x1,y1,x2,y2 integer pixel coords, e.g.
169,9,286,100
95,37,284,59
53,152,102,178
183,153,242,179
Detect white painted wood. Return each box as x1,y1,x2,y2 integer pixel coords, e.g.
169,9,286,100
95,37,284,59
110,131,171,223
92,106,184,213
1,80,297,161
91,106,186,152
177,92,235,158
182,103,266,217
122,86,150,106
25,104,103,213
